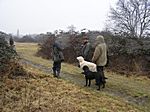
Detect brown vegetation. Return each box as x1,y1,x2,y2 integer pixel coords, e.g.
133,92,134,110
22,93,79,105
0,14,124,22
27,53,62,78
37,31,150,77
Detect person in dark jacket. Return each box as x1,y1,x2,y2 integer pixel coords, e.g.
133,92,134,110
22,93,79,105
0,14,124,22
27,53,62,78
9,36,14,46
52,40,64,78
9,36,16,50
81,36,92,61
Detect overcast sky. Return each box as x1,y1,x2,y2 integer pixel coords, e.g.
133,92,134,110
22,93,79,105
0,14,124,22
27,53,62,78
0,0,117,35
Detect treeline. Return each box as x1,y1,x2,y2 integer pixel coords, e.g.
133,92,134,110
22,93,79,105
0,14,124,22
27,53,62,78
37,30,150,77
1,30,149,76
14,34,45,43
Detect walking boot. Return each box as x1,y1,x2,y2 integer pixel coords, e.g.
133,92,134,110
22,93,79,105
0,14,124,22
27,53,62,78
56,71,61,78
53,70,57,77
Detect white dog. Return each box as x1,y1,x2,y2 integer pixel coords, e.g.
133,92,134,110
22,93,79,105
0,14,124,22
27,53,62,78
77,56,97,72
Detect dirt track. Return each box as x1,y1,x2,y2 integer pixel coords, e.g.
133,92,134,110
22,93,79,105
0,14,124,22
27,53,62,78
20,58,149,108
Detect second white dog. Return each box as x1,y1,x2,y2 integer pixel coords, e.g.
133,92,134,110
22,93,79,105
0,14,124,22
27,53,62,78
77,56,97,72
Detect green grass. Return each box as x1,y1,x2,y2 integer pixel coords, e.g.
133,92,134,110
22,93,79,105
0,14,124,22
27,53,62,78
16,43,52,68
15,42,150,112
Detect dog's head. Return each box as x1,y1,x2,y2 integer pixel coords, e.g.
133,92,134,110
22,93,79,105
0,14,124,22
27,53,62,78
76,56,84,63
82,66,90,73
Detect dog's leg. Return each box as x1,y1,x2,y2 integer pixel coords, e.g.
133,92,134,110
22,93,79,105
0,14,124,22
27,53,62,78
97,84,100,91
88,80,91,87
84,78,88,87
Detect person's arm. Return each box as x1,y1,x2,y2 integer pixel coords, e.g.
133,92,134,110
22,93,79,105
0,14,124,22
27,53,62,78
84,43,91,58
92,46,101,63
84,43,90,55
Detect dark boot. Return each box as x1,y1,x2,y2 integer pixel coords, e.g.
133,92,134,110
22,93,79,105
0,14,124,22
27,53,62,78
53,72,57,77
56,70,61,78
52,68,57,77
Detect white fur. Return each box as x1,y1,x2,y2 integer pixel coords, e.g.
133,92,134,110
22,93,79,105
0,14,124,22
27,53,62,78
77,56,97,72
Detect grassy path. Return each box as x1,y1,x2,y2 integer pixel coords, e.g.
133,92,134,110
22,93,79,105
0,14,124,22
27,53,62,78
16,43,150,112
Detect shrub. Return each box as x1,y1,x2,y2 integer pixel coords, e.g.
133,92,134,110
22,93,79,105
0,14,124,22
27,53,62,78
0,32,25,76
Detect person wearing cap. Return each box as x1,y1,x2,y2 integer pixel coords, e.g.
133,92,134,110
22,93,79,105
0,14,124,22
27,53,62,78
52,39,64,78
92,35,107,85
81,36,92,62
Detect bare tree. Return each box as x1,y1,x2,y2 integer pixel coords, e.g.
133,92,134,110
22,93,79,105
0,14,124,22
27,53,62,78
110,0,150,38
67,25,76,34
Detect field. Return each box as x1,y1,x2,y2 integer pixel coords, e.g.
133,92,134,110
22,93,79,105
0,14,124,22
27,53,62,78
1,42,150,112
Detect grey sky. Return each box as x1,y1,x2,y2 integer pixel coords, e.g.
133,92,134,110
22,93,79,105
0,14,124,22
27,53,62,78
0,0,117,35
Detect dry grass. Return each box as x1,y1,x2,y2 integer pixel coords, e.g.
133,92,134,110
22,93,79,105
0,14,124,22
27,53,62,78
0,65,142,112
10,42,150,112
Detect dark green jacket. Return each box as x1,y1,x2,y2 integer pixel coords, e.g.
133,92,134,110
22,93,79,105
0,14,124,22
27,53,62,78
81,42,92,61
52,42,64,62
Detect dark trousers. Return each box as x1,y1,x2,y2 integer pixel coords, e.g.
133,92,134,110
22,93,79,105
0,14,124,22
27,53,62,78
96,66,105,84
52,61,61,76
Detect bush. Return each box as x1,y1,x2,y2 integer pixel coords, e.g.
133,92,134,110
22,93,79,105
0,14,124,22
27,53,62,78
36,34,55,59
0,32,25,76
